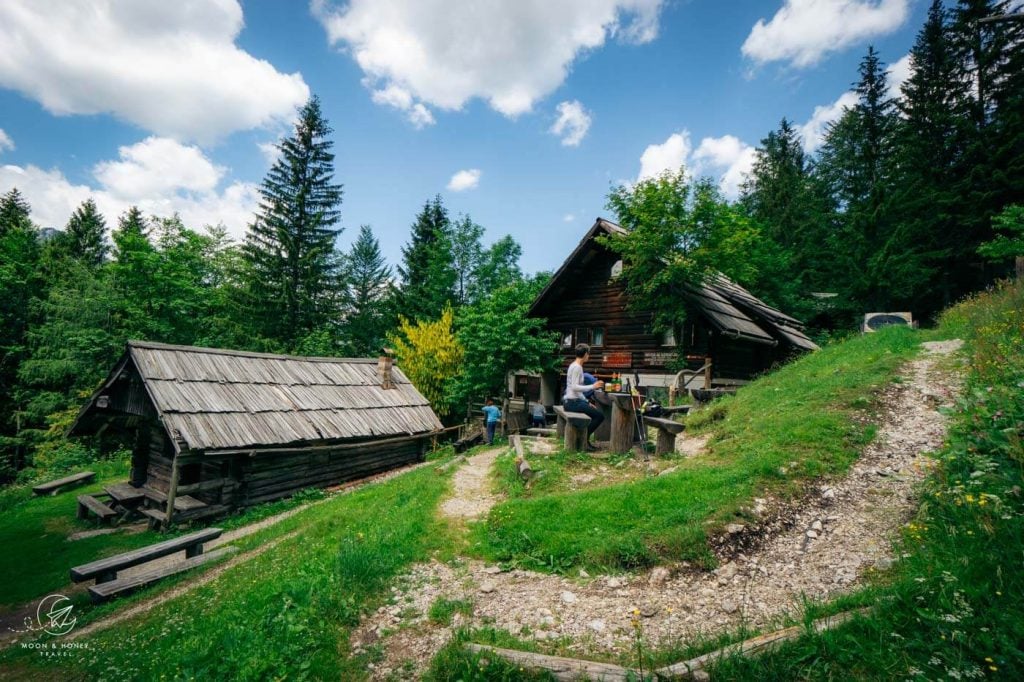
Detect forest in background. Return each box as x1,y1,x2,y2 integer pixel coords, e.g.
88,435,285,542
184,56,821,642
0,0,1021,482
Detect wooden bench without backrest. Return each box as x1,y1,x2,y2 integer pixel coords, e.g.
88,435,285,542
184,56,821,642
644,416,685,455
87,546,238,603
70,527,223,585
553,406,592,453
33,471,95,496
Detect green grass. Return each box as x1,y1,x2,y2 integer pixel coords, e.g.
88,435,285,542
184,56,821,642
471,326,920,572
428,597,475,626
2,462,455,681
491,447,645,500
695,279,1024,680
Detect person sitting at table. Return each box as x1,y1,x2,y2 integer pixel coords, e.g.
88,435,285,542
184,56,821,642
563,344,605,451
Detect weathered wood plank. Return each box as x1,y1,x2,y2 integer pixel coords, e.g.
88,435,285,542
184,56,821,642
33,471,95,495
70,527,223,583
463,644,636,682
87,546,238,603
76,494,117,522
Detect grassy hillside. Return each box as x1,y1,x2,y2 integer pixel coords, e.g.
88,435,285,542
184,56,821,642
701,279,1024,680
472,325,921,571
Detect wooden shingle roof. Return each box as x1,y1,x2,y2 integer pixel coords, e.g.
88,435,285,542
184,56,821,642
72,341,442,453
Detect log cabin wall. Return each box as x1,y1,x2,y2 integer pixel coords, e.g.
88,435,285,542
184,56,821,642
541,246,674,374
233,437,426,506
144,427,173,493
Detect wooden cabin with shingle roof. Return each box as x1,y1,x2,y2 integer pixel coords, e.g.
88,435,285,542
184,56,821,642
517,218,817,406
69,341,442,527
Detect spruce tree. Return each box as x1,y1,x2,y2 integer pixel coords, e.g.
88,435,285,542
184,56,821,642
0,188,39,476
60,199,108,266
450,215,484,306
242,95,344,351
342,225,394,356
397,195,455,321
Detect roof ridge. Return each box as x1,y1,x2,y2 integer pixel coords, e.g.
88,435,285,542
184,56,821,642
127,340,380,364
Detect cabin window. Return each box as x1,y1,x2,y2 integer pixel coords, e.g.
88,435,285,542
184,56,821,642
661,327,677,347
561,331,573,348
591,327,605,346
610,260,623,279
575,328,590,346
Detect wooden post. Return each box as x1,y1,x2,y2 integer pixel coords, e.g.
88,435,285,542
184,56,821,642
704,360,713,390
564,422,585,452
656,428,675,455
164,455,180,530
609,394,635,454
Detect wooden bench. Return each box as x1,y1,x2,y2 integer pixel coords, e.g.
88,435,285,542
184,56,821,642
32,471,95,496
70,527,224,587
553,406,591,452
644,416,685,455
77,494,118,524
86,546,238,603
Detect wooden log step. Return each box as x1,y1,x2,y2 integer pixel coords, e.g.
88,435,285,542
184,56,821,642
33,471,95,496
76,494,118,523
526,428,557,437
87,546,238,603
71,527,223,584
464,644,635,681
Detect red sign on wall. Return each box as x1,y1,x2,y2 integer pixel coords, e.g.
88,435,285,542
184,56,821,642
602,351,632,368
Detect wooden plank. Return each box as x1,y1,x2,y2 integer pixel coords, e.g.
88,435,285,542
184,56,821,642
644,416,685,435
70,527,223,583
33,471,95,495
104,482,146,503
76,494,117,521
526,427,557,437
87,546,238,603
654,609,869,679
463,644,637,682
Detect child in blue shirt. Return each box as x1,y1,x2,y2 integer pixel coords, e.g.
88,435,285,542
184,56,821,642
482,397,501,444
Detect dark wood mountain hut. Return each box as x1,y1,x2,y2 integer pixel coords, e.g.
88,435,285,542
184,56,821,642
518,218,818,405
69,341,442,526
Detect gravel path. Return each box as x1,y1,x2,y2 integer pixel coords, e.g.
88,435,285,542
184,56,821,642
439,446,504,520
352,341,964,678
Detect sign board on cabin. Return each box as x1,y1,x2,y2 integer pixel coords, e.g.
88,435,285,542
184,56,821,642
601,351,632,368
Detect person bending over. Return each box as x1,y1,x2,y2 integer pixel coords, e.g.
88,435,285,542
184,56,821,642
562,344,605,451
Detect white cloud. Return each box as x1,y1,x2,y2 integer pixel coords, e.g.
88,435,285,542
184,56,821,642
550,100,592,146
447,168,481,192
798,91,859,152
742,0,910,68
94,137,224,200
692,135,757,198
257,140,282,167
313,0,664,120
563,213,576,222
638,132,691,181
886,53,912,99
370,83,436,127
0,1,309,142
0,138,258,238
0,129,13,153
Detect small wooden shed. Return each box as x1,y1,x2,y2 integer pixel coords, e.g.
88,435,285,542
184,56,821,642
69,341,442,525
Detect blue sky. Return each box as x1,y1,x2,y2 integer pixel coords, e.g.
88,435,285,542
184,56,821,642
0,0,930,274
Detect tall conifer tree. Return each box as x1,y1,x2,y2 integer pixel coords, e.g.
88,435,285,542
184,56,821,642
242,95,344,351
342,225,394,356
60,199,108,266
397,195,455,321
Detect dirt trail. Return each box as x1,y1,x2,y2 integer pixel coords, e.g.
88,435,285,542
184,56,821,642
352,341,964,679
439,446,504,520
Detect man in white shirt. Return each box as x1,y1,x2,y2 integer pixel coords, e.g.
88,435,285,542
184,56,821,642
563,343,605,451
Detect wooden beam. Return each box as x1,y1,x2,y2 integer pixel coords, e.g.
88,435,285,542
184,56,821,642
463,644,637,682
164,455,180,530
208,432,439,458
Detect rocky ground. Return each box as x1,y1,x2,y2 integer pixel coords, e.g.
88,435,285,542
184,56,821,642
351,340,964,679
